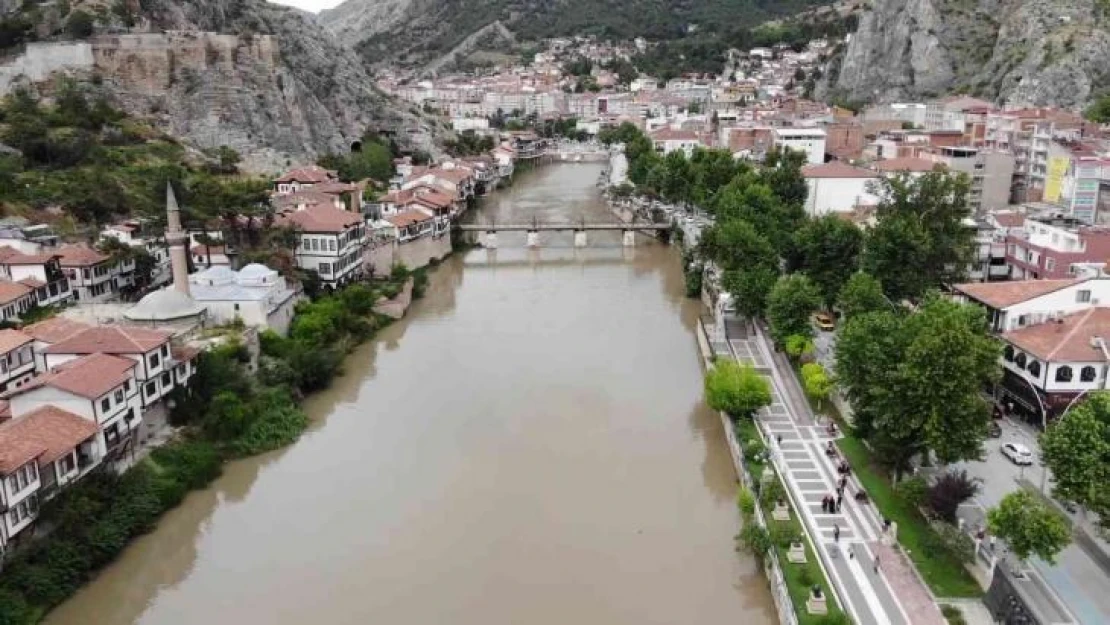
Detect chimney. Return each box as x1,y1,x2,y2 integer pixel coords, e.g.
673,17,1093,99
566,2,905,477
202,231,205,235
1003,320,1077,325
165,182,191,296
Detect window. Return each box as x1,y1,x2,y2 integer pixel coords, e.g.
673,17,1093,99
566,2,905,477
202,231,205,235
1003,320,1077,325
1027,361,1041,378
145,381,157,397
8,495,37,526
1081,366,1098,382
124,379,131,393
149,353,160,369
162,372,171,386
329,239,337,251
1055,366,1073,382
59,453,76,476
162,345,170,357
1045,258,1056,272
1078,290,1092,303
319,263,332,276
1003,346,1015,362
233,303,240,312
1014,353,1027,369
100,397,111,412
114,389,124,403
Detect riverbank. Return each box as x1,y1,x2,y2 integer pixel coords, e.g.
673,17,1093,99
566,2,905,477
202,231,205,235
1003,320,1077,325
0,273,424,624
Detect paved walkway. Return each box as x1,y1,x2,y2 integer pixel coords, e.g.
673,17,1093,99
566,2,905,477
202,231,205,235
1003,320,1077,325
729,323,945,625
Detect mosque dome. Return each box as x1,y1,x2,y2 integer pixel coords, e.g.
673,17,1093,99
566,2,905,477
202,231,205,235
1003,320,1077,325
190,265,236,287
125,288,206,322
237,263,275,285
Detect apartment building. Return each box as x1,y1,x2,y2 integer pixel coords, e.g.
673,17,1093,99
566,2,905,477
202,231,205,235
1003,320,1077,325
276,204,368,289
1004,216,1110,280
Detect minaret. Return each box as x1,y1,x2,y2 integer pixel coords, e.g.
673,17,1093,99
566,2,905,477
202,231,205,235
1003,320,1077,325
165,182,191,295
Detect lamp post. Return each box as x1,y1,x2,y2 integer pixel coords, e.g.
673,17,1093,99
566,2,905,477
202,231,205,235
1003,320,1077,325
1008,372,1049,493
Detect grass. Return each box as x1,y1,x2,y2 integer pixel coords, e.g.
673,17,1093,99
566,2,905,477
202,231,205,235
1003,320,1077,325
735,417,849,624
836,435,983,598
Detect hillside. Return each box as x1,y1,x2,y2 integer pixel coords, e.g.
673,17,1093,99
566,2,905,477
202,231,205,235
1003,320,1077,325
826,0,1110,109
0,0,443,172
318,0,834,69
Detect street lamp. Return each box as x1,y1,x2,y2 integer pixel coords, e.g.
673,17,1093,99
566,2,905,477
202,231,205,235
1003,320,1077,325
1007,372,1050,493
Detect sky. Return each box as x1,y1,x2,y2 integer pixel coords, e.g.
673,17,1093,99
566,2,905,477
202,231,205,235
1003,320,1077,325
268,0,345,12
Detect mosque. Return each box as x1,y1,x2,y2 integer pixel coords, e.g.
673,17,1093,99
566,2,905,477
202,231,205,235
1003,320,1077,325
124,184,300,335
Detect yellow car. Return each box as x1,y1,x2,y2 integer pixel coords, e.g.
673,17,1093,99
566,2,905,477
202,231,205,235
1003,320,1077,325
814,313,836,332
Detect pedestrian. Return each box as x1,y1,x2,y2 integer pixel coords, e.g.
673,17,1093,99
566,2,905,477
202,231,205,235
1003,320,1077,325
776,434,783,446
821,496,830,513
836,493,843,512
874,554,880,573
833,524,840,543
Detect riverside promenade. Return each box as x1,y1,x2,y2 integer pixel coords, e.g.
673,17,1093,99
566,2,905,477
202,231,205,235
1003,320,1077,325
724,320,946,625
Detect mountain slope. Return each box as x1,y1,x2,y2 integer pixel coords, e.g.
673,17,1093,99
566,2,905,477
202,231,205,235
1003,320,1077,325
829,0,1110,108
319,0,834,68
1,0,441,172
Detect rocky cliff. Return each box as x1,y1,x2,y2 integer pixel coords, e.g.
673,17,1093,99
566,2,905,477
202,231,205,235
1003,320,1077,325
1,0,442,172
830,0,1110,109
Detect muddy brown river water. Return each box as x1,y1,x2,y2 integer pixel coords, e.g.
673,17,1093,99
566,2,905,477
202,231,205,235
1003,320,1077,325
43,164,774,625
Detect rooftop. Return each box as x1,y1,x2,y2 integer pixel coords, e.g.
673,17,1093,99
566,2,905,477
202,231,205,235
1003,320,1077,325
55,244,109,267
0,280,33,305
1003,308,1110,362
43,325,171,355
871,157,943,173
13,353,137,400
0,328,32,354
23,317,92,345
802,161,879,179
0,405,99,474
954,278,1084,309
275,204,363,234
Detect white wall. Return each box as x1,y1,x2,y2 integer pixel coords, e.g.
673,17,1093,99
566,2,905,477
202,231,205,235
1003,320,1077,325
804,177,877,216
998,279,1110,331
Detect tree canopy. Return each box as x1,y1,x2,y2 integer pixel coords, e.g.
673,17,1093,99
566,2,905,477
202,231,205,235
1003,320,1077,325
705,359,772,419
837,272,888,320
793,215,863,309
1040,393,1110,529
987,490,1072,564
766,273,822,344
835,296,1000,474
861,171,975,303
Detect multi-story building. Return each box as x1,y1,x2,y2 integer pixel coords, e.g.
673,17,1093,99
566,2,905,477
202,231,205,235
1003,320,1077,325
276,204,368,288
773,127,826,165
649,128,706,157
0,329,35,394
99,220,172,289
0,282,36,324
1004,216,1110,280
925,147,1016,212
802,162,879,216
56,245,134,303
0,404,100,550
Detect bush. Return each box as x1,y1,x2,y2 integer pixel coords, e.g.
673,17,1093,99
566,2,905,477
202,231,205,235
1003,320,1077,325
738,524,773,561
741,436,766,463
770,522,800,548
760,477,785,509
704,359,772,419
894,475,928,510
65,10,95,39
926,470,981,523
737,486,756,518
927,521,976,564
941,604,968,625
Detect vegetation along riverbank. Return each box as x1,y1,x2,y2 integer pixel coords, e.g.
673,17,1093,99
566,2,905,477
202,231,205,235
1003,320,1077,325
0,266,429,624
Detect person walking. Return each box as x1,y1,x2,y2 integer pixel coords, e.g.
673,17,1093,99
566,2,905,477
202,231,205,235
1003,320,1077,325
873,554,881,574
833,524,840,543
836,492,843,512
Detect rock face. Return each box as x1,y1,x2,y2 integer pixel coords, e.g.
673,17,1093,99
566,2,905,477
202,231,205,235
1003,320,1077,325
832,0,1110,109
0,0,441,172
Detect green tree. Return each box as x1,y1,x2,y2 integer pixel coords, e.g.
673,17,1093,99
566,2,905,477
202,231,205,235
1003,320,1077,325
793,215,864,308
801,362,832,408
1085,94,1110,123
987,490,1072,564
835,310,905,441
766,273,821,344
837,272,888,319
1040,393,1110,528
722,266,778,319
659,150,692,205
704,359,772,419
66,10,95,39
784,334,815,360
862,171,975,303
697,219,777,273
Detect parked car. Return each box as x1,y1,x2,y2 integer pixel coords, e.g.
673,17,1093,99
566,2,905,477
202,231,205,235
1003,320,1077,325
814,313,836,332
1001,442,1034,466
987,421,1002,438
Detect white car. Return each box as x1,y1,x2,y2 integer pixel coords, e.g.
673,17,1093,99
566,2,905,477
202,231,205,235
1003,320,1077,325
1001,442,1035,466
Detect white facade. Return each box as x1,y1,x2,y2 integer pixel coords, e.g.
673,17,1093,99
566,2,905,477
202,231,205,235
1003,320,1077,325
188,265,300,335
804,176,878,216
773,128,827,165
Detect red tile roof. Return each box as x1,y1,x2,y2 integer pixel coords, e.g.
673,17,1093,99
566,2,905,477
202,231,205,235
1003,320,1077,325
386,210,433,228
650,128,702,142
274,165,336,184
802,162,880,179
275,205,363,234
24,317,91,345
171,345,201,362
56,244,109,267
991,211,1026,229
17,277,45,288
43,325,171,355
15,353,136,399
0,246,59,265
954,278,1084,309
1003,308,1110,362
0,329,32,354
0,281,33,305
0,405,98,474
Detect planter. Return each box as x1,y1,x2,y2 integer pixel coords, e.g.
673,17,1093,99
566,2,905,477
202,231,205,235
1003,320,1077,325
787,541,808,563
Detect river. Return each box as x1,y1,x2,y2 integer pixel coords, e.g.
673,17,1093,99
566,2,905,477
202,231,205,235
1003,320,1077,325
44,164,774,625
